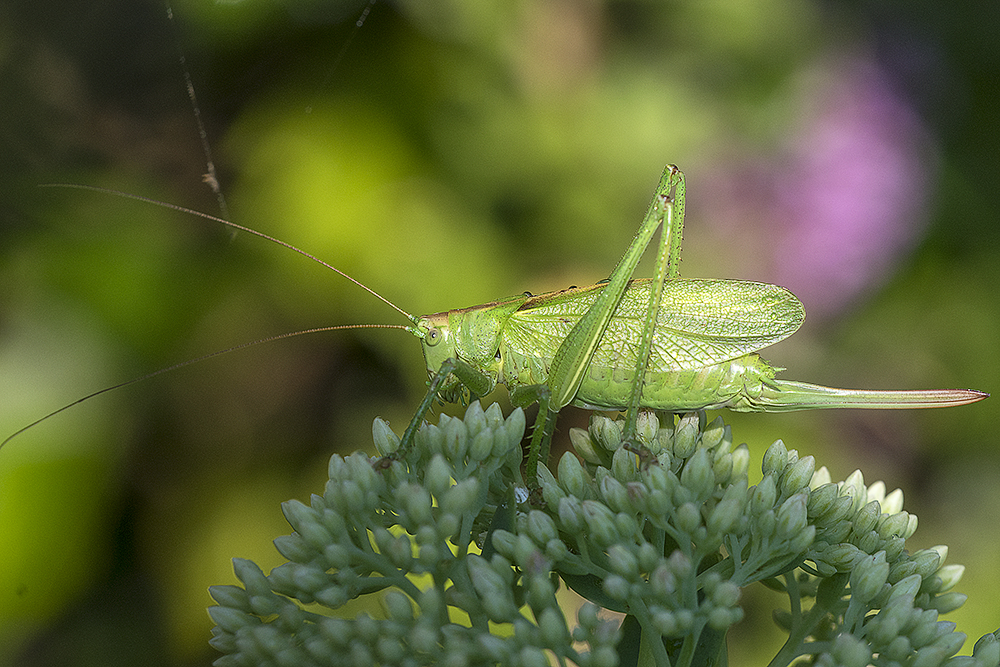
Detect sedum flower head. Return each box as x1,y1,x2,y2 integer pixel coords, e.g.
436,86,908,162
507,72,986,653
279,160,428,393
209,405,995,667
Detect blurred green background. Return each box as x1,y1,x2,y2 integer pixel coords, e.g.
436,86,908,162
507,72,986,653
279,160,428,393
1,0,997,664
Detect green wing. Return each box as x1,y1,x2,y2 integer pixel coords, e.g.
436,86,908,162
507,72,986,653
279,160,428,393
503,278,805,372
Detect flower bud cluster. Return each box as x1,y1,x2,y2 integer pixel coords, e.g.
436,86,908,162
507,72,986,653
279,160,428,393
212,402,594,666
208,403,992,667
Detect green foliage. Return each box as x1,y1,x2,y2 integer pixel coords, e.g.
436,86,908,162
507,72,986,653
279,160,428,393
208,403,1000,667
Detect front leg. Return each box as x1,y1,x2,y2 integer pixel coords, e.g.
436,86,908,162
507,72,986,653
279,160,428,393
379,357,495,467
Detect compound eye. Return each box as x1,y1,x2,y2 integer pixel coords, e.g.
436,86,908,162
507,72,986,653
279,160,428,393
426,327,441,346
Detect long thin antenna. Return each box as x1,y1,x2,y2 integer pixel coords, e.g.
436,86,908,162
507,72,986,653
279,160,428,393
40,184,416,323
1,324,416,451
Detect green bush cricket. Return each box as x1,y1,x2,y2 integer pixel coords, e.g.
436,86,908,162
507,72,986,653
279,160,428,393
394,165,986,479
3,167,987,475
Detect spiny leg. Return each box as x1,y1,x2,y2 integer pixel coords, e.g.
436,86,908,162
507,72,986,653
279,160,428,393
522,165,685,483
376,357,493,468
621,168,685,446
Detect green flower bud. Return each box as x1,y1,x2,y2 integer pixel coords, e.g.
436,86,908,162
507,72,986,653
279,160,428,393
436,513,460,540
851,551,889,605
930,592,968,615
650,563,677,597
498,408,526,456
570,427,604,465
490,530,517,559
646,488,671,518
636,542,659,572
776,493,808,539
603,574,630,600
398,483,433,527
442,413,469,460
857,530,882,556
908,613,949,649
372,418,400,455
513,534,539,567
673,413,700,458
889,574,923,602
830,632,872,667
885,636,913,662
593,415,623,452
934,564,965,592
707,497,742,537
852,500,881,537
904,514,919,539
730,444,750,481
820,543,862,571
781,456,815,496
707,606,737,631
208,605,254,634
386,534,414,569
911,549,942,580
545,538,568,562
417,541,440,565
578,603,600,629
321,507,347,536
607,544,639,579
810,465,832,489
772,609,793,631
410,622,440,653
877,511,910,540
709,450,733,485
558,451,591,499
526,510,559,546
808,483,839,518
209,584,252,613
558,495,584,534
840,470,867,512
580,500,619,546
755,509,776,539
592,646,619,667
652,608,679,636
712,580,740,608
316,585,349,608
539,606,569,647
883,536,905,563
821,495,856,526
518,647,551,667
273,533,315,563
600,475,631,514
611,446,638,481
469,428,494,462
787,524,816,555
426,454,454,498
644,462,675,496
420,422,444,455
973,634,1000,666
467,553,505,593
537,463,565,507
680,448,714,500
674,502,702,535
762,440,789,476
751,476,778,514
282,498,316,531
527,569,556,611
635,410,660,447
476,634,508,663
441,477,480,517
701,416,726,450
929,630,968,657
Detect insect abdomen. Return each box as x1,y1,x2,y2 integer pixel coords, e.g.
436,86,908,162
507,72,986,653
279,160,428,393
570,353,779,412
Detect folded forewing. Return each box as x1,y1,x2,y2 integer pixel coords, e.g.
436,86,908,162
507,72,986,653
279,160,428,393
503,279,805,372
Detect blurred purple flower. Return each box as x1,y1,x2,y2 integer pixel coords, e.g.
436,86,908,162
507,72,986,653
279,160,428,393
770,57,935,318
699,56,936,321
